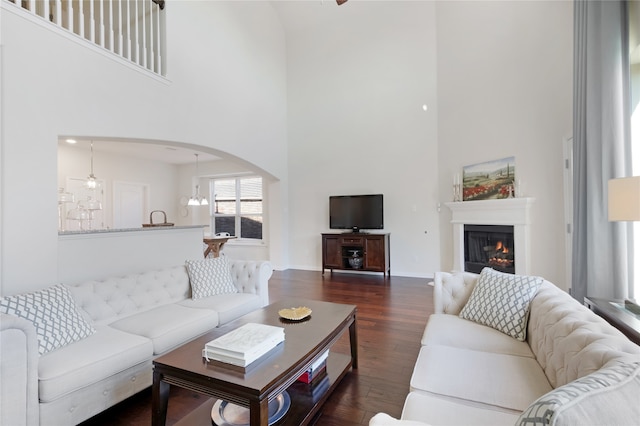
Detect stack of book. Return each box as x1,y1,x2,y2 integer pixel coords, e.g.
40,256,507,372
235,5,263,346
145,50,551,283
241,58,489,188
202,323,285,368
297,350,329,384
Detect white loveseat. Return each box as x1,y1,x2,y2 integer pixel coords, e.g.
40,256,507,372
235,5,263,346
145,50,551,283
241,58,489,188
0,258,272,426
370,269,640,426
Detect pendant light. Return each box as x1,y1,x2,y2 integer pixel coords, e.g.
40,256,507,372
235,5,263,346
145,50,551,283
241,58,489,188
86,141,98,189
188,154,208,206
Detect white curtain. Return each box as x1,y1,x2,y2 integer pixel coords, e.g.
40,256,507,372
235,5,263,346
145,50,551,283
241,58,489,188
572,0,633,302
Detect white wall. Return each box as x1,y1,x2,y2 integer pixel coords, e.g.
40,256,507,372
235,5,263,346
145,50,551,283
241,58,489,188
283,1,440,277
281,0,573,281
0,1,287,296
58,227,204,283
1,0,574,295
436,1,574,288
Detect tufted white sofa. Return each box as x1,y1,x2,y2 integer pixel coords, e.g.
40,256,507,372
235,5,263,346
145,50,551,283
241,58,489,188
0,259,272,426
370,271,640,426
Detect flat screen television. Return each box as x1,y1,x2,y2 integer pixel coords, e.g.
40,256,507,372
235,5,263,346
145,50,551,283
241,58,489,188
329,194,384,233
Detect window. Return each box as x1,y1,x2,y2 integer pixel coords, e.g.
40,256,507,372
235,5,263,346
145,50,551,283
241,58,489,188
210,177,263,240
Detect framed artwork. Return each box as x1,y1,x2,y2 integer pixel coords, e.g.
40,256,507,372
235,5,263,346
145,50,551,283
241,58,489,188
463,156,515,201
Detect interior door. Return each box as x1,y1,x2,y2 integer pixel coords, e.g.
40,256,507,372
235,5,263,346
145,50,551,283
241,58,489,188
113,181,148,229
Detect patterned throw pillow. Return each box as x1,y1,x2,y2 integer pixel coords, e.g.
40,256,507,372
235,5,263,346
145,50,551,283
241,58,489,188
517,362,640,426
459,267,542,341
0,284,96,355
185,256,238,300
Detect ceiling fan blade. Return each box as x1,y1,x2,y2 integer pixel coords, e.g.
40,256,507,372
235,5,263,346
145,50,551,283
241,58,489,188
337,0,348,5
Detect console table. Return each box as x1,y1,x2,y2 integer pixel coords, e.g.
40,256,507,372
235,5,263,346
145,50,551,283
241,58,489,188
203,235,236,258
584,297,640,345
321,233,390,277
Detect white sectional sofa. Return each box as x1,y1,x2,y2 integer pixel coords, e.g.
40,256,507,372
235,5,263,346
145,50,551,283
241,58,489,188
370,269,640,426
0,257,272,426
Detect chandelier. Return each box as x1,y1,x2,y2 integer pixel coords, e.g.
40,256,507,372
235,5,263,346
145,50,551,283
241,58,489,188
86,141,98,189
188,154,208,206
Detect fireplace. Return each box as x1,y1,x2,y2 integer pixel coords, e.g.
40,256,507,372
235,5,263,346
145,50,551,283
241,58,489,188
445,198,534,275
464,225,515,274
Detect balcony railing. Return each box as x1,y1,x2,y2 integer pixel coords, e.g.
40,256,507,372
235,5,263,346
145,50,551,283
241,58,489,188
6,0,166,76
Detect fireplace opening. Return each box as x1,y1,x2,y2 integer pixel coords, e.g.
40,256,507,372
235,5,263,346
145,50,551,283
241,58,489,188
464,224,515,274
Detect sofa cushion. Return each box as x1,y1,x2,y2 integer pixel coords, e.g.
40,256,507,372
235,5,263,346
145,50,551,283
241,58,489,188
38,325,152,402
516,361,640,426
109,304,218,354
178,292,262,325
410,345,552,412
401,392,520,426
0,284,96,355
186,257,238,300
459,268,542,341
421,314,534,358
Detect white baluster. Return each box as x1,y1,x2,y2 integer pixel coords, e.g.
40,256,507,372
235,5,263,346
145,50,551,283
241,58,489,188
55,0,62,25
66,0,73,32
79,0,85,38
117,0,123,55
43,0,50,21
141,0,146,68
153,1,162,73
133,0,139,64
158,6,165,75
125,0,131,60
89,0,96,43
149,1,155,72
156,0,162,74
108,0,114,52
96,0,107,48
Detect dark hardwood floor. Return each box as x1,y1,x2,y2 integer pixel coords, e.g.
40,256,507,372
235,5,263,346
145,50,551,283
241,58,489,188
79,269,433,426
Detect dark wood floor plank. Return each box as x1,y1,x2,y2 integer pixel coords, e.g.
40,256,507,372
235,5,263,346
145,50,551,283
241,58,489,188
79,269,433,425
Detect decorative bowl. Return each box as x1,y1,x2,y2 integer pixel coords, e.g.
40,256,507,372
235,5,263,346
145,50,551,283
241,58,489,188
278,306,312,321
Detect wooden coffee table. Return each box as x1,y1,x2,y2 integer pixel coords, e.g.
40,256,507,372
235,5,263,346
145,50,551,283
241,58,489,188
152,299,358,426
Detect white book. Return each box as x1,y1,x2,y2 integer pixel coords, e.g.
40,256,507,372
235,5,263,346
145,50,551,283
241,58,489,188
202,340,283,368
309,350,329,372
204,323,285,362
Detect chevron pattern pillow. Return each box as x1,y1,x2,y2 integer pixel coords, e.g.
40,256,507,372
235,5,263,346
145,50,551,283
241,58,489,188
0,284,96,355
459,268,542,341
185,256,238,300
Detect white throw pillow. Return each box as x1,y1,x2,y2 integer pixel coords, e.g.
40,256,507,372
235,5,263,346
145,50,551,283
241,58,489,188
0,284,96,355
185,256,238,300
459,268,542,341
516,362,640,426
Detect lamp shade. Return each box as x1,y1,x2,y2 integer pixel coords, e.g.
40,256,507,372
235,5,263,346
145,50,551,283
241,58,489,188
608,176,640,221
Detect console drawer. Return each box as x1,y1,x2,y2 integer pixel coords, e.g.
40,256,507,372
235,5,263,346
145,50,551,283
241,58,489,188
340,237,363,245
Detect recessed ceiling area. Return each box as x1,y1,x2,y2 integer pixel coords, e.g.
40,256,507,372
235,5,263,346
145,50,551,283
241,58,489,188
59,139,221,165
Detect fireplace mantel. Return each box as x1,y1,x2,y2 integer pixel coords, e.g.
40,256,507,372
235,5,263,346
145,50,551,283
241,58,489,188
445,198,535,275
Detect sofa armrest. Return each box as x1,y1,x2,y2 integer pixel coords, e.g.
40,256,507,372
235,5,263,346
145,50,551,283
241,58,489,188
0,313,39,426
228,259,273,307
369,413,431,426
433,271,478,314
